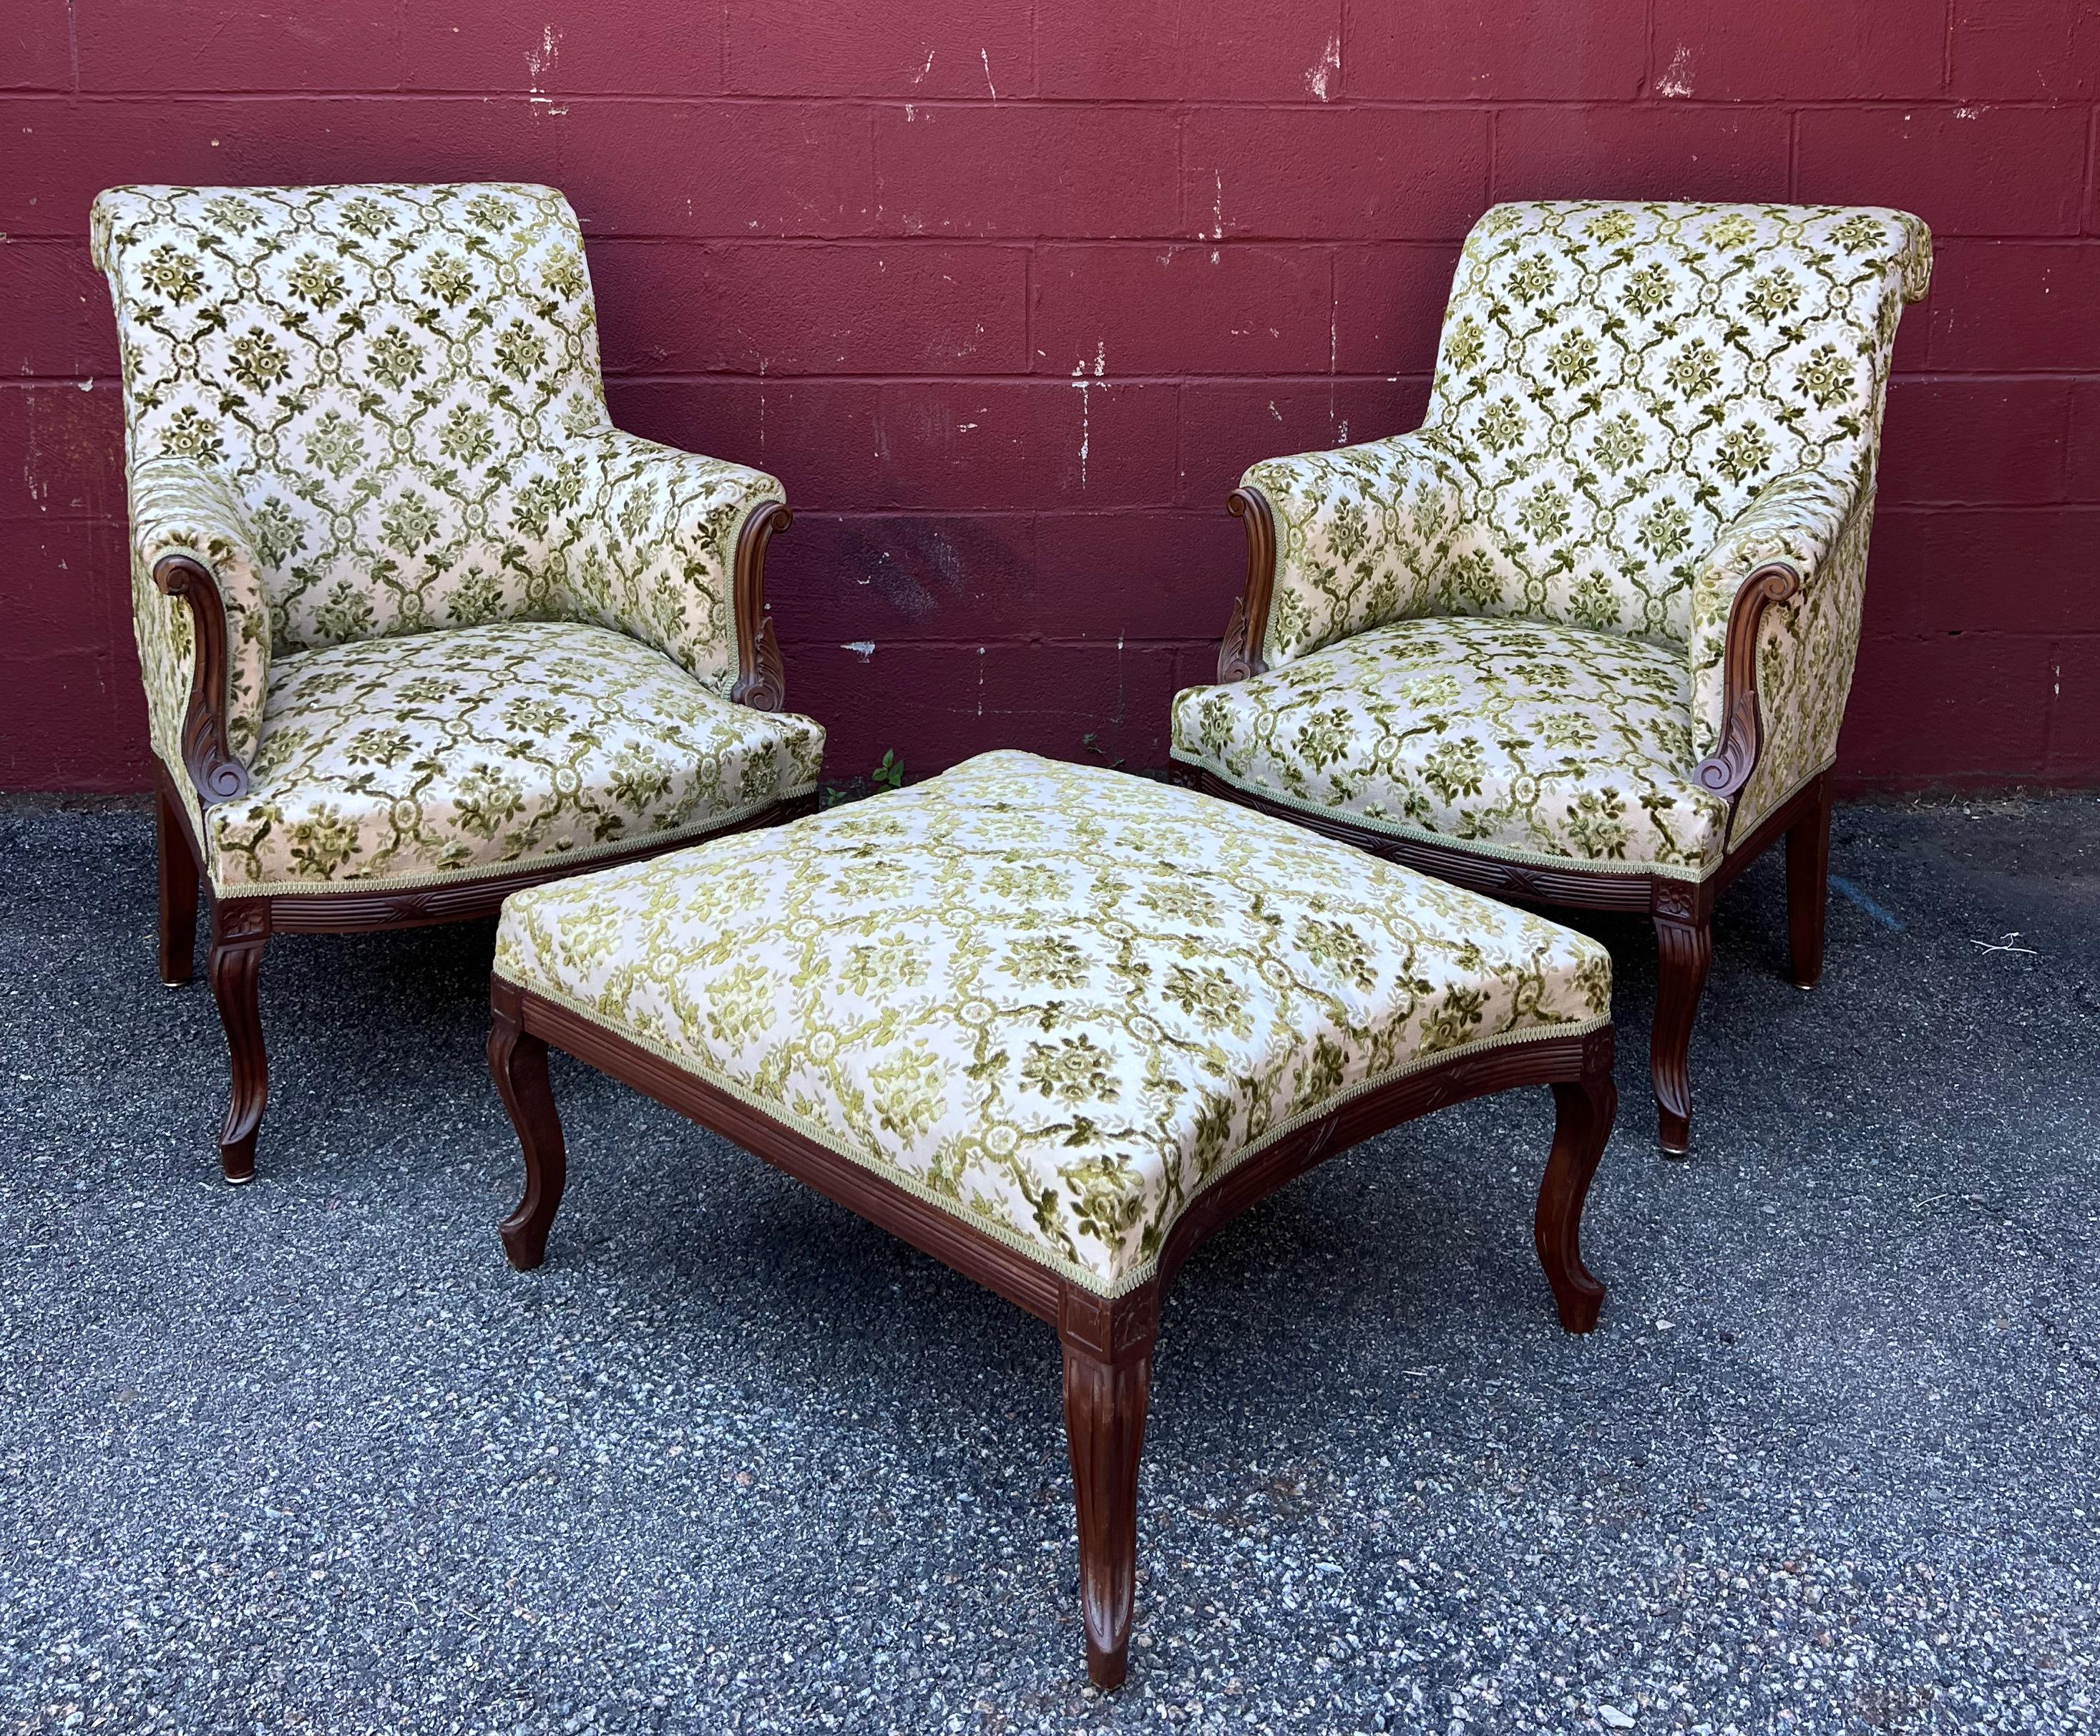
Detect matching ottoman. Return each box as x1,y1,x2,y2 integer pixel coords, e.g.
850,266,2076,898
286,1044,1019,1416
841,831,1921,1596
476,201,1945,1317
487,751,1618,1686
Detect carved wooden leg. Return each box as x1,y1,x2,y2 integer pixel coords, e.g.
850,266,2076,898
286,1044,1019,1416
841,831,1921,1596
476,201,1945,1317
156,786,198,987
207,902,271,1184
1061,1338,1153,1689
491,989,567,1271
1650,912,1712,1156
1787,774,1833,992
1533,1030,1617,1333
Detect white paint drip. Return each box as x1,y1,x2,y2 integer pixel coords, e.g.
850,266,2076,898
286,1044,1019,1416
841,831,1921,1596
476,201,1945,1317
1307,35,1341,102
525,24,562,101
1210,170,1224,241
1070,341,1105,488
843,640,877,660
1657,44,1694,98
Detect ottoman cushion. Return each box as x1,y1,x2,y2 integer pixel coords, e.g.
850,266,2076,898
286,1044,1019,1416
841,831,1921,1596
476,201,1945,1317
493,750,1611,1294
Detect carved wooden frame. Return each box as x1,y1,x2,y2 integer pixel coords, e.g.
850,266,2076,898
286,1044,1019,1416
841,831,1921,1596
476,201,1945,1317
1205,487,1832,1154
488,975,1618,1688
153,512,807,1183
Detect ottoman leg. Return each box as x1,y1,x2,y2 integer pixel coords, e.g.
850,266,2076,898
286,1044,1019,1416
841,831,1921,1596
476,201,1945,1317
1534,1055,1617,1333
490,998,567,1271
1061,1335,1153,1689
1786,774,1833,991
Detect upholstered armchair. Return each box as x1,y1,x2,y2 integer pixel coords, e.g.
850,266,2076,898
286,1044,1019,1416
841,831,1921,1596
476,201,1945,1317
93,182,826,1181
1172,201,1930,1151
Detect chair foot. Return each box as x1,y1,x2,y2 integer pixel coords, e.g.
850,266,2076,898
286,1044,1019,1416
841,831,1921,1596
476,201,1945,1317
1787,774,1833,992
207,904,271,1184
1650,910,1711,1156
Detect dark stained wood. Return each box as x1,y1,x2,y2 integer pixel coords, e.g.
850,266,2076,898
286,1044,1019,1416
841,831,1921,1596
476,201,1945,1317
145,570,813,1181
152,553,250,806
1691,564,1802,806
488,975,1618,1682
731,500,793,711
1062,1340,1153,1689
256,795,819,936
207,898,270,1184
489,980,567,1271
1649,912,1712,1157
1787,774,1833,992
1216,487,1276,684
1536,1056,1617,1331
1194,772,1659,913
157,783,199,987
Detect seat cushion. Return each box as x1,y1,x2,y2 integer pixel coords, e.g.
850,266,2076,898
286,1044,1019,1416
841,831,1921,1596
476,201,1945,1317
494,751,1611,1293
205,622,824,894
1172,616,1729,878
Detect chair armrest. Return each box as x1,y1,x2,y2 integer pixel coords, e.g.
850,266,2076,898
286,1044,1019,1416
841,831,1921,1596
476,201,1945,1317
558,429,792,709
1222,430,1463,678
128,456,273,804
1689,468,1861,804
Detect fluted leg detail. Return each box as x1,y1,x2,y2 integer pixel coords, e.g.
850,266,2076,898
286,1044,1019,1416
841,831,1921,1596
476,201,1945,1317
207,903,271,1182
1650,914,1712,1156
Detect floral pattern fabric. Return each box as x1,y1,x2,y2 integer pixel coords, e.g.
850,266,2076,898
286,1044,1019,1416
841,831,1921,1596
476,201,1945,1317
494,752,1612,1294
1174,616,1729,877
93,182,788,814
1224,200,1927,864
205,623,824,895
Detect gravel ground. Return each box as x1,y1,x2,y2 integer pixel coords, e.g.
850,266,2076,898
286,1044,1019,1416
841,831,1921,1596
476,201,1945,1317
1,791,2096,1735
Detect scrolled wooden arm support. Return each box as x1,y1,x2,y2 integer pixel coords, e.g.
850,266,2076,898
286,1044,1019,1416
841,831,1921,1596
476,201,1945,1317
1691,562,1802,805
152,551,250,806
1216,487,1277,684
730,499,793,711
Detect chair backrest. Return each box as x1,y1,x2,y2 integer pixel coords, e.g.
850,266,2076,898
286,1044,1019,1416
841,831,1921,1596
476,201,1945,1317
92,182,607,653
1422,201,1930,648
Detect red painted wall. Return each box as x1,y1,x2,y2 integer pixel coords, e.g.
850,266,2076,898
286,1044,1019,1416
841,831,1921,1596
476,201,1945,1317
3,1,2095,791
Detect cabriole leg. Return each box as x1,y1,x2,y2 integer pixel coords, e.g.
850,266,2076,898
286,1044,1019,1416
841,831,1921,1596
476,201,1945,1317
491,990,567,1271
1787,775,1834,991
1061,1338,1153,1689
1650,910,1713,1156
1057,1287,1158,1690
1534,1031,1617,1332
207,902,271,1183
157,785,199,987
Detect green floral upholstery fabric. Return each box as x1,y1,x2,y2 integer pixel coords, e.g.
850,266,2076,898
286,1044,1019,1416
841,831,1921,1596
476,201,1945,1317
494,751,1612,1294
205,623,824,896
1194,200,1929,863
92,182,789,829
1173,616,1729,878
